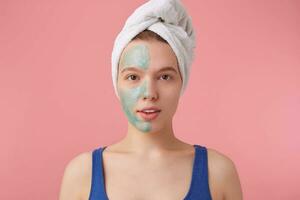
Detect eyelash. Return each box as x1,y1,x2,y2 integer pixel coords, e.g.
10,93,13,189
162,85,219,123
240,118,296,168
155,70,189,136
126,75,138,81
125,74,173,81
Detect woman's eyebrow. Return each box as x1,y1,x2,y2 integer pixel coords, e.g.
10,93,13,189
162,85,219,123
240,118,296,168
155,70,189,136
121,67,142,74
157,66,178,74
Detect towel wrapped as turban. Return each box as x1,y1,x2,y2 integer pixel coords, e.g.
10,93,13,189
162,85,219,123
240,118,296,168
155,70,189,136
111,0,196,97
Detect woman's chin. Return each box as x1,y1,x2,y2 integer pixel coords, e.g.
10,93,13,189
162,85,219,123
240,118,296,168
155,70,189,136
137,123,166,134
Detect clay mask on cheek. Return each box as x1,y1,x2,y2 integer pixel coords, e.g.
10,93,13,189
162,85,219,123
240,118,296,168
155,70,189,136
118,44,152,133
119,81,152,133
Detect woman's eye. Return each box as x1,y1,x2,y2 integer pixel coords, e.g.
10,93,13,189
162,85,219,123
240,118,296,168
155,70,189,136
126,74,139,81
160,74,172,80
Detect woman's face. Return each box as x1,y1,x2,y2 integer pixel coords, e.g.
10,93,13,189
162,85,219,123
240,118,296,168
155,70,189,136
117,39,182,133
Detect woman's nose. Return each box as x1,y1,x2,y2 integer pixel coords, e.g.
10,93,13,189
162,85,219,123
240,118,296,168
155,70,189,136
142,79,158,101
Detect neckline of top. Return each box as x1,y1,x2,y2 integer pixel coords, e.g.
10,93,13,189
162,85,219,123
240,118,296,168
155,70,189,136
99,144,200,200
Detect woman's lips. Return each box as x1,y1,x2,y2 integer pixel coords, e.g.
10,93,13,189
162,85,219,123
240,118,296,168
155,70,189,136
137,110,161,121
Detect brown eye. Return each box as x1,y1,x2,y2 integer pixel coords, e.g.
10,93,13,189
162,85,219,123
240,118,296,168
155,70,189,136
160,74,172,80
126,74,139,81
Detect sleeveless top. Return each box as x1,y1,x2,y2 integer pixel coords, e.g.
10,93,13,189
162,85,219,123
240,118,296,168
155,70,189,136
89,144,212,200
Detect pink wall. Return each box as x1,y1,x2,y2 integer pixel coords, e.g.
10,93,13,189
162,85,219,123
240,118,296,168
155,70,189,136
1,0,299,199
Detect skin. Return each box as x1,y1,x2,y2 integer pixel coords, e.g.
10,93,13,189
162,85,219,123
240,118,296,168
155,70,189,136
59,39,243,200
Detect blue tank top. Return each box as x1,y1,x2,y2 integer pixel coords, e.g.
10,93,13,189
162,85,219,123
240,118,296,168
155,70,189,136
89,144,212,200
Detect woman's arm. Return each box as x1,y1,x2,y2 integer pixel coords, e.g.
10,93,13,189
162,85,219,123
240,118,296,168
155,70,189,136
59,152,92,200
220,157,243,200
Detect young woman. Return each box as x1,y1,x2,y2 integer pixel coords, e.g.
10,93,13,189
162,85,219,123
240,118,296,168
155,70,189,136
59,1,243,200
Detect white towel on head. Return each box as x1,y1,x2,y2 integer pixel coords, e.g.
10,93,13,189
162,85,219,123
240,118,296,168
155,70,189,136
111,0,196,98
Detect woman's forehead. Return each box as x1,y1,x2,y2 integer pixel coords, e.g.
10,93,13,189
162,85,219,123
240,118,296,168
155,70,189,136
119,40,178,72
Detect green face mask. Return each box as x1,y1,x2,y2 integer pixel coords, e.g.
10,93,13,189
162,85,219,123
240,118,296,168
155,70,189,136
120,44,150,71
118,44,152,133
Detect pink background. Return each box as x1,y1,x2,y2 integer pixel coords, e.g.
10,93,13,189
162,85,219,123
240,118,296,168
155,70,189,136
1,0,299,199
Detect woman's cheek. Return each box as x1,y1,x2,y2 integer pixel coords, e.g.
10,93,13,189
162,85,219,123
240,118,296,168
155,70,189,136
119,83,152,132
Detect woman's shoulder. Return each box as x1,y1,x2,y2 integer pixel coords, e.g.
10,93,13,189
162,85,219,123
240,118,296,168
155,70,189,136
64,150,93,178
206,147,237,173
59,150,94,200
206,147,243,199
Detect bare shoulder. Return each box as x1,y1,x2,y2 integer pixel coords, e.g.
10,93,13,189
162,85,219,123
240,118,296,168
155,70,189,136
59,151,93,200
207,148,243,200
207,148,237,178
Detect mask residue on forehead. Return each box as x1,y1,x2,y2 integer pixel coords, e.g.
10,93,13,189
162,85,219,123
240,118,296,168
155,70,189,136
119,80,152,133
120,44,150,70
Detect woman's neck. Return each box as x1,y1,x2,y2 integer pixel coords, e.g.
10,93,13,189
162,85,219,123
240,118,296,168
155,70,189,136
108,122,192,157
